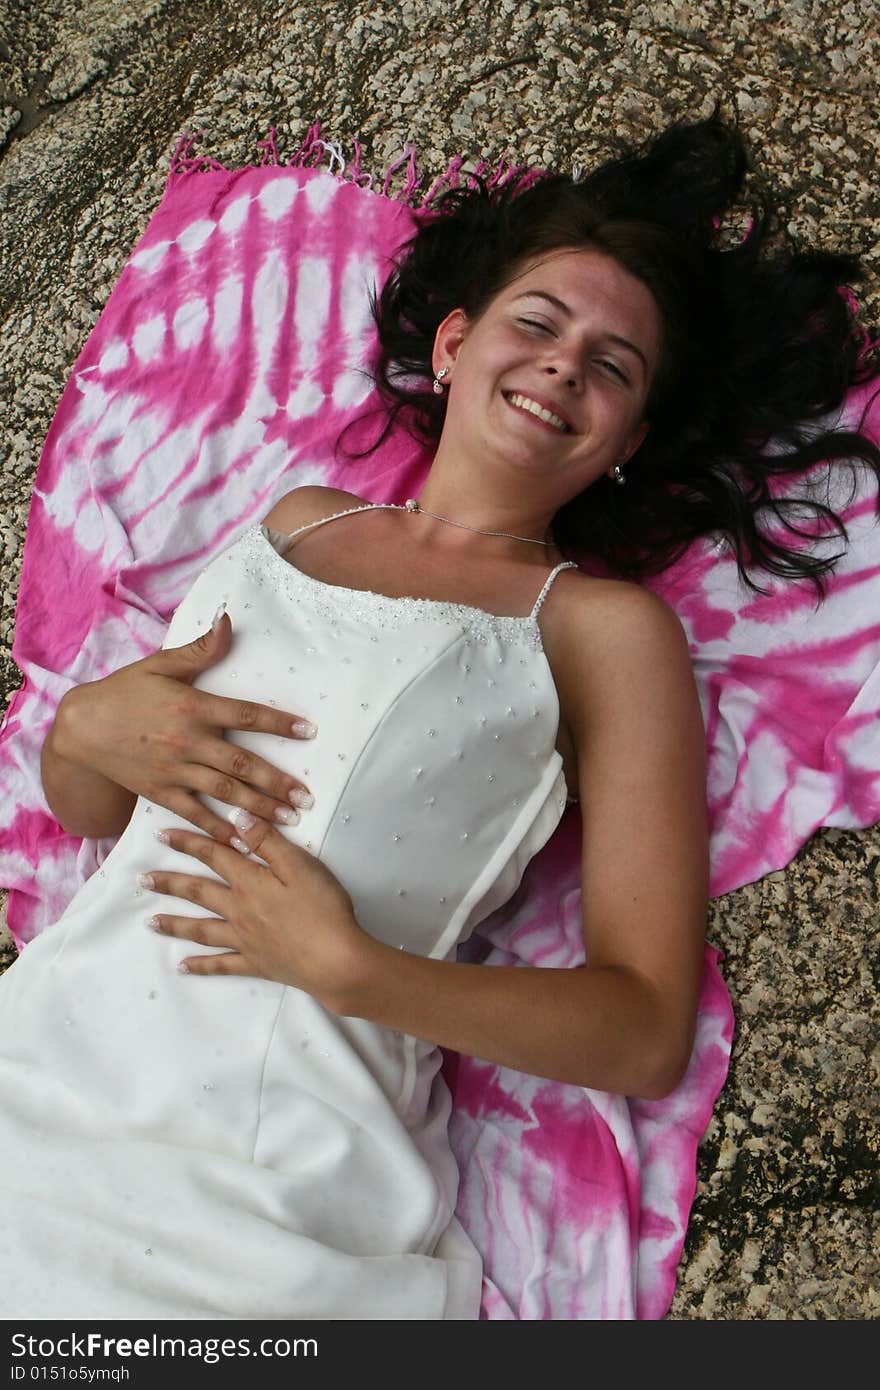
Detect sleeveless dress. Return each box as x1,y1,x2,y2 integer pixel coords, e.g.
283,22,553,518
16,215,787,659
0,504,577,1320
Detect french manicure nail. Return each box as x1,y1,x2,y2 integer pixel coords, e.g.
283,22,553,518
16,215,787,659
228,808,256,832
289,788,314,810
291,720,317,739
177,960,190,974
154,829,170,845
136,872,155,890
145,916,162,932
274,805,300,826
231,837,250,854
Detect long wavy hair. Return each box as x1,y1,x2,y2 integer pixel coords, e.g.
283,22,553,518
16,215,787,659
340,111,880,594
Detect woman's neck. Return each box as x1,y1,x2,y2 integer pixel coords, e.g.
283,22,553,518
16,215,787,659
413,463,559,560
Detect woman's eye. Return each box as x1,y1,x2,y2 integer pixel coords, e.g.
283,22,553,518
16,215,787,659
597,359,627,382
518,318,552,334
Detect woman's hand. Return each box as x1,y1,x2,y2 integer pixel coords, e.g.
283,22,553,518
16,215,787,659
140,811,370,1006
54,612,317,844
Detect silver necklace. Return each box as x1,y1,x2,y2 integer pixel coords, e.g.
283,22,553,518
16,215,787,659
403,498,552,548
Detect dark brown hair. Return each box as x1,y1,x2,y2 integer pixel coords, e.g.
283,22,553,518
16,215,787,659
341,112,879,594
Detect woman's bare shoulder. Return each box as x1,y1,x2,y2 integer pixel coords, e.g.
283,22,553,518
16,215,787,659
542,569,692,715
261,485,370,535
544,568,685,646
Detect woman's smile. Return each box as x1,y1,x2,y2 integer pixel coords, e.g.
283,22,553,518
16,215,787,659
502,390,573,434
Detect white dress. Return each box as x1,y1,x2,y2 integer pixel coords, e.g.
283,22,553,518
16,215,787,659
0,504,576,1320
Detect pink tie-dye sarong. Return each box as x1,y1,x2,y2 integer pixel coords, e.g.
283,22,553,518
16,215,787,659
1,126,878,1319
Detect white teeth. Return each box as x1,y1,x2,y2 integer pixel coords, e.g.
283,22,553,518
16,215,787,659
507,392,568,432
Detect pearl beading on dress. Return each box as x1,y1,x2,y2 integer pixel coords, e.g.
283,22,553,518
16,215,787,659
246,527,541,649
199,515,581,936
250,507,576,648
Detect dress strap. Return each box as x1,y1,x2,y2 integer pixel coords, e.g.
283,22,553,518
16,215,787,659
530,561,579,619
273,503,397,552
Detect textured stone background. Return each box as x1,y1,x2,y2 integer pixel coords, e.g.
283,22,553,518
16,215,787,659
1,0,878,1318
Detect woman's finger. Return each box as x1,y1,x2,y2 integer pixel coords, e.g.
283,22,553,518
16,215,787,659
137,861,235,913
147,819,280,885
145,913,234,949
184,743,314,827
188,687,318,748
217,810,309,878
150,784,267,849
178,950,256,978
156,814,302,880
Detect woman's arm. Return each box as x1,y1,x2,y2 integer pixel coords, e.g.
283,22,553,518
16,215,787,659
41,687,138,838
148,580,708,1100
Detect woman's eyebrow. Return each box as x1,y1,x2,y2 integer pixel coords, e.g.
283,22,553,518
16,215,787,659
512,290,648,371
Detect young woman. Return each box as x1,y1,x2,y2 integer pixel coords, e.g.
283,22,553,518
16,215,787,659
2,114,876,1318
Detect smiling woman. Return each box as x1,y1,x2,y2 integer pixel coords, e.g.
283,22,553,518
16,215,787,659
0,111,877,1321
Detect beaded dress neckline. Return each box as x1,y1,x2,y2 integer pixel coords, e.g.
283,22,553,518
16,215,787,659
259,501,578,627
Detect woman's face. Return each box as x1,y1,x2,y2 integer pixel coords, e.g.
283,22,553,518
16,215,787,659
435,246,663,507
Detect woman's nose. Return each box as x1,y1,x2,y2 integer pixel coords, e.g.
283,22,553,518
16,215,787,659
544,362,579,389
542,343,582,390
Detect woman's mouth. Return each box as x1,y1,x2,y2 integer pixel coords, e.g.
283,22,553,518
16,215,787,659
503,391,572,434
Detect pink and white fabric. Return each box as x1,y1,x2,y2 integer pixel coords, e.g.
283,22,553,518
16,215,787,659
1,126,878,1319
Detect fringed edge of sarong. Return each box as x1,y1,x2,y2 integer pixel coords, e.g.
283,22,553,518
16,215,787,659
166,120,547,212
164,123,880,365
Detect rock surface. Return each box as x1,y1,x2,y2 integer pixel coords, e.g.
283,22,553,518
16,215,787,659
1,0,877,1319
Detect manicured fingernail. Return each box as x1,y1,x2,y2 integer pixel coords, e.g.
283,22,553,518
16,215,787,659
291,720,317,739
211,603,227,631
154,829,170,845
228,808,256,832
274,805,300,826
231,837,250,854
145,916,162,932
136,872,155,890
177,960,190,974
289,787,314,810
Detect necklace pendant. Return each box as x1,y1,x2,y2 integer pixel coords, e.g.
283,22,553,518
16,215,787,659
400,495,549,547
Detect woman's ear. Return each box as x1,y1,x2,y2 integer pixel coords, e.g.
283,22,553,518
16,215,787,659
606,421,650,479
432,308,470,378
